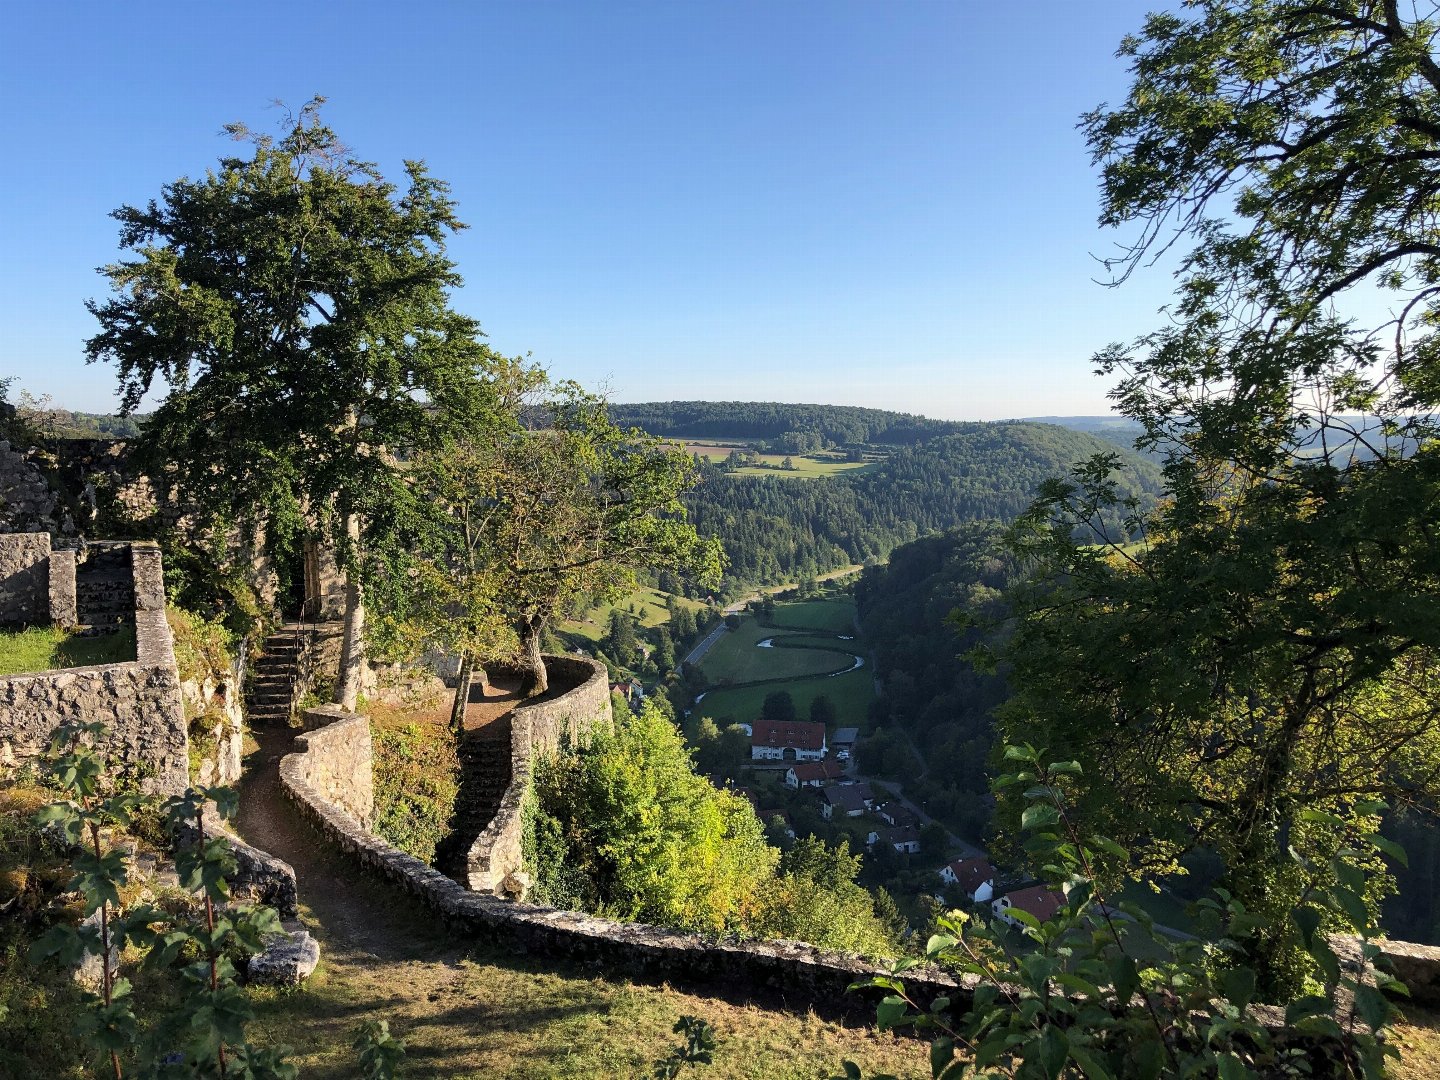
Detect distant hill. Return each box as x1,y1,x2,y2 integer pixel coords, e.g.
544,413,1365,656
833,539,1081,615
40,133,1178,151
608,401,963,448
679,415,1164,593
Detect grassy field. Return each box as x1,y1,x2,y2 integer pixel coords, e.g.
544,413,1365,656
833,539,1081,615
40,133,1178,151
0,624,136,676
767,598,858,634
680,442,874,480
697,666,873,729
560,587,706,643
699,617,853,685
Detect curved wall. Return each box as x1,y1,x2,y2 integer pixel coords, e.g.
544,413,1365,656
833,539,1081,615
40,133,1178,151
277,657,965,1011
466,655,612,893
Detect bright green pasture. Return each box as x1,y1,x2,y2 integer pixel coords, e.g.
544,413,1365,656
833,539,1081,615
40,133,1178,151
699,617,855,685
0,625,137,676
695,665,873,728
561,587,705,643
767,598,857,634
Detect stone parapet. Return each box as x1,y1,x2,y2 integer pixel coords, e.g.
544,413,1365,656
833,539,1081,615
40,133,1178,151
292,706,375,829
277,702,965,1012
48,548,76,626
467,656,612,893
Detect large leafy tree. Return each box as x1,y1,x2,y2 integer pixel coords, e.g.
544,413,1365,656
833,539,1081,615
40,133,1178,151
85,99,499,708
998,1,1440,993
409,383,724,698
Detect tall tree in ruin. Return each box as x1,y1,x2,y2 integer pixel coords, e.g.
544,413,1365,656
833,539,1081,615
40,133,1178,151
411,383,724,698
996,1,1440,994
85,99,498,709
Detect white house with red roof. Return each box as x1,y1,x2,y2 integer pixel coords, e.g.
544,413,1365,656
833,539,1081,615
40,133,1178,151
750,719,827,761
938,857,996,902
784,760,846,789
992,885,1064,928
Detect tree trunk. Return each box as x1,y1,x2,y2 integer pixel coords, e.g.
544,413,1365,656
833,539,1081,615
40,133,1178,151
450,650,473,738
335,516,366,711
518,618,548,698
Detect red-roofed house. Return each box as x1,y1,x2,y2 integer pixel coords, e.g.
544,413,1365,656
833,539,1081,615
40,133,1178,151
750,719,827,762
938,858,996,902
785,760,846,789
992,886,1064,928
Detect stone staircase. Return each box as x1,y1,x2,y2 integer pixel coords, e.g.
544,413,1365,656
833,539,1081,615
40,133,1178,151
435,716,514,885
74,545,135,636
246,624,310,727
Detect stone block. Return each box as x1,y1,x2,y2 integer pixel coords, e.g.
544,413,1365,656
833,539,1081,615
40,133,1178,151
246,929,320,986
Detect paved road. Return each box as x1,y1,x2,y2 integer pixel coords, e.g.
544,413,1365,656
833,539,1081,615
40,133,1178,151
682,620,730,666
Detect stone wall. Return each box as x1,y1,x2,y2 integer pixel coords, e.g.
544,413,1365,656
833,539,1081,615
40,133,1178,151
290,705,375,829
0,533,52,626
0,439,61,533
467,655,612,893
277,696,965,1012
0,541,188,796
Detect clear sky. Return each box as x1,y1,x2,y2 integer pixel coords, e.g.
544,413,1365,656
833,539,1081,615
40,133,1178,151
0,0,1176,421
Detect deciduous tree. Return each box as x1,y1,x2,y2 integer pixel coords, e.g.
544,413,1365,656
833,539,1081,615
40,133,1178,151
998,0,1440,993
84,99,499,709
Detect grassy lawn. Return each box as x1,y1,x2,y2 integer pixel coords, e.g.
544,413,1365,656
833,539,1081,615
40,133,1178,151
768,598,857,634
697,666,873,729
699,616,853,685
560,587,706,643
0,624,136,676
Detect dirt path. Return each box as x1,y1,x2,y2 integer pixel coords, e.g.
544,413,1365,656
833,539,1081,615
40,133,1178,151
233,680,522,961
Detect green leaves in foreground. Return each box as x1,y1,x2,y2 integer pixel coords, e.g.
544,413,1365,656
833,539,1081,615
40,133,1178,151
840,747,1404,1079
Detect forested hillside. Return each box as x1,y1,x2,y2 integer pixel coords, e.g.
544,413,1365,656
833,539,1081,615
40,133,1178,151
608,400,962,447
683,419,1163,592
853,524,1018,838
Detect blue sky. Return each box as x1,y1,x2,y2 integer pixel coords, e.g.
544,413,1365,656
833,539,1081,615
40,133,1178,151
1,0,1174,420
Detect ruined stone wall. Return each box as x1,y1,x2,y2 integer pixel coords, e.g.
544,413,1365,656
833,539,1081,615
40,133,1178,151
467,656,611,893
0,533,52,626
0,541,188,795
0,439,61,533
289,705,375,829
276,694,963,1012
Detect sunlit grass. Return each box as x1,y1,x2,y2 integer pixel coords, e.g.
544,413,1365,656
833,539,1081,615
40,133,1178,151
0,624,136,676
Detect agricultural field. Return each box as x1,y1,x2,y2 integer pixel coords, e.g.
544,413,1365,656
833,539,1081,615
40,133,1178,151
766,598,857,634
680,442,876,479
699,619,854,685
695,595,872,728
560,587,706,643
695,666,873,729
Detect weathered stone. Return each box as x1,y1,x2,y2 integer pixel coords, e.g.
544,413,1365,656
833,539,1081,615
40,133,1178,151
246,930,320,986
71,909,119,990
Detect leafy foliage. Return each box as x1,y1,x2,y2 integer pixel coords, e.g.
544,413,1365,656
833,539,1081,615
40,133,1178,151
841,747,1404,1080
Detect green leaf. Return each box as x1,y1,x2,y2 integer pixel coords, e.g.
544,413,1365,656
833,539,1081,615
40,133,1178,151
1035,1024,1068,1080
1284,995,1331,1025
1354,984,1390,1033
875,995,911,1031
929,1036,954,1078
1109,954,1139,1003
1021,803,1061,832
1219,966,1256,1010
1215,1053,1253,1080
1292,905,1322,948
1362,833,1408,867
925,934,958,958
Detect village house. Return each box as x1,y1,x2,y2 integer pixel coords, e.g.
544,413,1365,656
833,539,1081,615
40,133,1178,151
867,825,922,854
750,718,827,761
992,885,1064,928
873,802,919,829
938,857,996,902
831,726,859,751
784,759,846,789
756,807,797,839
820,781,873,819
